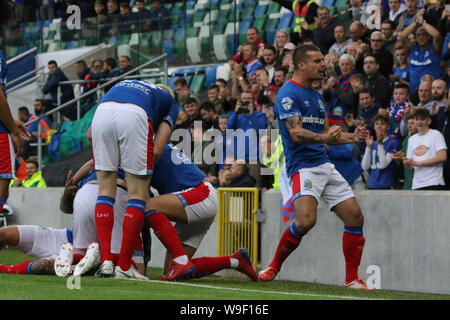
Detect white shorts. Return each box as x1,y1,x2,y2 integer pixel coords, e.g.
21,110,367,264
291,162,355,210
73,183,143,263
173,182,218,249
92,102,154,176
17,225,70,260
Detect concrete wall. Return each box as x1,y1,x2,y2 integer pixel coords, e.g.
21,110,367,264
4,187,450,295
261,189,450,295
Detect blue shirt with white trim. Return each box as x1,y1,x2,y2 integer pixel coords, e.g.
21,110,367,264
274,79,329,177
150,143,206,195
100,80,179,130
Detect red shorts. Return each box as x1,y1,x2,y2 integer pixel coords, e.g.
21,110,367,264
0,133,15,180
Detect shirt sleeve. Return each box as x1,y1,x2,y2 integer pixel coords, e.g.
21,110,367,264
434,130,448,152
276,91,302,121
164,99,179,130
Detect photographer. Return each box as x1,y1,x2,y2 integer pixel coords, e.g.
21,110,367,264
227,91,268,187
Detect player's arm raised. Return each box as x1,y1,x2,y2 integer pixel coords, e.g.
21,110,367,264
284,116,341,145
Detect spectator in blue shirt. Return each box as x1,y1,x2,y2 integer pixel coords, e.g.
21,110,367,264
362,113,400,189
227,91,268,187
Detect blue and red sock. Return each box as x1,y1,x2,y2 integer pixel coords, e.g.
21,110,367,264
343,226,365,282
269,222,303,272
0,260,34,274
95,195,115,263
117,199,146,271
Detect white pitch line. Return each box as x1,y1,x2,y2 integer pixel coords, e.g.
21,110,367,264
114,278,382,300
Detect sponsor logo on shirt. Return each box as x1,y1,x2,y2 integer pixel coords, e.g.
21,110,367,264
414,145,429,157
301,116,325,125
282,97,294,111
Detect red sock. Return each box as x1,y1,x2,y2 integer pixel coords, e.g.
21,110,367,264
146,211,186,259
117,201,145,271
269,224,302,272
73,254,84,264
95,196,115,263
191,256,231,278
0,260,34,274
343,227,365,282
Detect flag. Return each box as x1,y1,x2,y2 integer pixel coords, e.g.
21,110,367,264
281,197,295,222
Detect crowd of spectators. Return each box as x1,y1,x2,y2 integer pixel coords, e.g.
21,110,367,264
10,0,450,193
167,0,450,192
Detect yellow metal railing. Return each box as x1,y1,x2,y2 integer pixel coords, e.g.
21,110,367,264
217,188,259,266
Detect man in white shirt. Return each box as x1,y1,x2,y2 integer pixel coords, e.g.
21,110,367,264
403,108,447,190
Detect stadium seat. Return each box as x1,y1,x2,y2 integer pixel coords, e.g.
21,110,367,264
213,34,228,61
203,10,219,25
253,15,268,36
187,37,202,64
278,12,294,29
335,0,350,12
254,5,268,17
189,73,206,94
213,19,228,35
226,34,239,58
265,29,277,46
322,0,336,7
267,1,281,15
205,65,219,88
336,11,352,24
241,3,256,19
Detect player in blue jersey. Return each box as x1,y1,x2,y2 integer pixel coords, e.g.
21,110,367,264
258,44,371,289
146,143,258,281
0,47,31,225
91,81,178,279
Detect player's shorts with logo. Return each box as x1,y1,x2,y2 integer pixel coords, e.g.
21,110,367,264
17,225,70,260
73,183,143,263
0,133,15,180
92,102,154,176
291,162,354,210
173,181,218,249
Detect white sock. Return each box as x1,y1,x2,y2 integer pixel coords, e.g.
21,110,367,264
230,258,239,269
173,255,188,265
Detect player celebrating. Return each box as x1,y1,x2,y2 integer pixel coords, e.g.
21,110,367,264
258,44,371,289
146,143,258,281
91,80,179,279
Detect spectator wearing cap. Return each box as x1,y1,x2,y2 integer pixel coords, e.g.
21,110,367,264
312,6,336,55
328,25,352,57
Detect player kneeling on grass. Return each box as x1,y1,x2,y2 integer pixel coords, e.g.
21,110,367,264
145,143,258,282
0,225,72,275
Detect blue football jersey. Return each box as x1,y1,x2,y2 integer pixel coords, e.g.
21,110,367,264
367,137,399,189
100,80,179,130
0,50,9,133
78,168,126,188
274,79,329,177
151,143,206,194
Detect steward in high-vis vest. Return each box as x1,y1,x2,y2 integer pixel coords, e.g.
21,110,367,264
275,0,319,32
11,159,47,188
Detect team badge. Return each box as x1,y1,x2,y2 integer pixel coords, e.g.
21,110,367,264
304,179,313,190
318,100,325,112
281,97,294,111
333,106,343,117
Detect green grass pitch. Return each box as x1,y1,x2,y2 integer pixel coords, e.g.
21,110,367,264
0,248,449,300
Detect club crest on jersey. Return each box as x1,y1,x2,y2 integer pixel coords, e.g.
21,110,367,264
318,100,325,112
304,179,313,190
282,97,294,111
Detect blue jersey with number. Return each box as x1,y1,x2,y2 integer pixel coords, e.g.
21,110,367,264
100,80,179,130
150,143,206,194
367,138,399,189
0,50,9,133
274,79,329,177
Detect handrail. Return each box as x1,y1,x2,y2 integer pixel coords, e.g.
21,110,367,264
6,47,37,64
37,72,168,86
25,53,168,126
6,66,45,92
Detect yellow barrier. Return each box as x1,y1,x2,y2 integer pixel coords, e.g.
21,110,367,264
217,187,259,267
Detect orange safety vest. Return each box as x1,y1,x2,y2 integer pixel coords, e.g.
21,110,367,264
28,114,50,140
293,0,316,32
